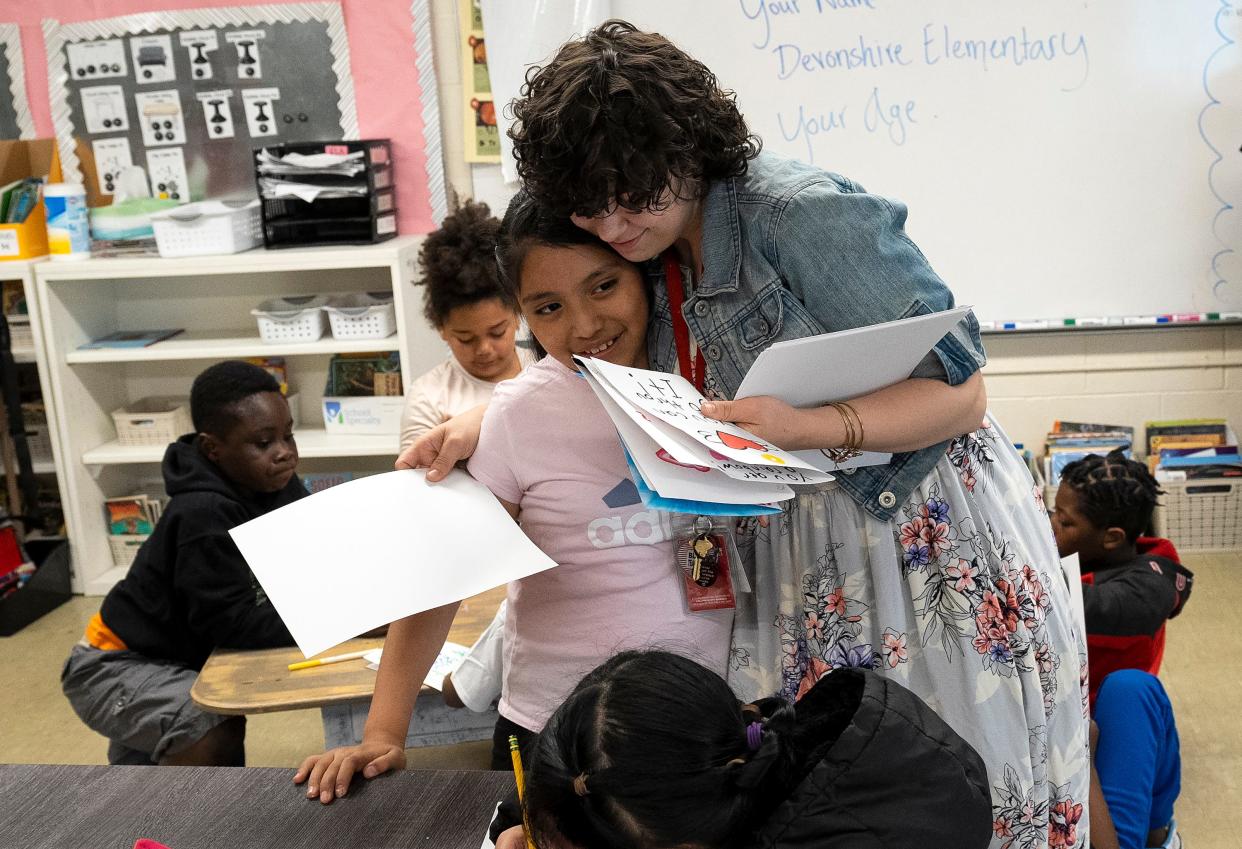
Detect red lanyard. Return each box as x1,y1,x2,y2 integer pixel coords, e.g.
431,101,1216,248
662,251,705,392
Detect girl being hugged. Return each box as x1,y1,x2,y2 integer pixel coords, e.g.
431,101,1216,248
414,20,1090,848
296,194,733,800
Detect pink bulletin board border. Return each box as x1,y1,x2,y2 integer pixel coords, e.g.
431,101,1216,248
17,0,440,233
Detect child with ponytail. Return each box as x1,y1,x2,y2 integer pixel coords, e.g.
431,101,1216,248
494,649,994,849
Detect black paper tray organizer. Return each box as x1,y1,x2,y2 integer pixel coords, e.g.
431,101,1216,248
254,139,396,249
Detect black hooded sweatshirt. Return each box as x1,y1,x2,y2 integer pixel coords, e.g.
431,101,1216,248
491,668,994,847
752,668,993,849
99,434,306,670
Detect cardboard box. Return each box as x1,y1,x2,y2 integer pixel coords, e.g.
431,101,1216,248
0,139,61,261
321,395,405,435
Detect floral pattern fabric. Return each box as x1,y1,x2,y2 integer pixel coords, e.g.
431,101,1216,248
728,415,1091,849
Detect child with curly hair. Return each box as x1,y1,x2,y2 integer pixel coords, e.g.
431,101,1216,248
400,200,530,450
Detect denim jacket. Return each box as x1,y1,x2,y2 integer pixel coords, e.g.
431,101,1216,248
646,151,986,521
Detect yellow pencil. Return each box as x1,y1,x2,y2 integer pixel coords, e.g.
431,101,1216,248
287,649,370,671
508,734,536,849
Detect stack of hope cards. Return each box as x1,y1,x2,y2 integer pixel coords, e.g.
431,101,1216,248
574,306,972,515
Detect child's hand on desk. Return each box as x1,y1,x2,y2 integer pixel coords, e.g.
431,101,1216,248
293,740,406,804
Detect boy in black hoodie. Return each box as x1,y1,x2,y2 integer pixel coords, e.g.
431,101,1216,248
61,360,305,766
501,650,993,849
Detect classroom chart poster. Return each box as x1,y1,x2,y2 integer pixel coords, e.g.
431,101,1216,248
0,24,34,139
459,0,500,162
20,0,444,231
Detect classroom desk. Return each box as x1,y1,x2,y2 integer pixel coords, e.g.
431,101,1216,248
191,586,506,748
0,763,510,849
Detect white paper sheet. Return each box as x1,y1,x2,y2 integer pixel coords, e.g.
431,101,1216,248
736,306,971,405
230,470,557,658
736,307,972,474
1060,552,1088,648
362,641,469,690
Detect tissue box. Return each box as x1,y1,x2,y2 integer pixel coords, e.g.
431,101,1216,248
321,396,404,435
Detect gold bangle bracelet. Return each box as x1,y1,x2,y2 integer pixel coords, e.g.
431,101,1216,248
828,402,856,451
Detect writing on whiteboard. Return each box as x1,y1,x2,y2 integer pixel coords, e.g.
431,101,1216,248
739,0,1091,162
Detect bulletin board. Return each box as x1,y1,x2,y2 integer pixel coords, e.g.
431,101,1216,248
0,24,34,140
44,3,359,204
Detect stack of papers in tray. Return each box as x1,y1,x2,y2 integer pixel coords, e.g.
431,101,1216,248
576,306,971,514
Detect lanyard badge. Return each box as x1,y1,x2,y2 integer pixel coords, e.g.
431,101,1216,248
673,515,736,612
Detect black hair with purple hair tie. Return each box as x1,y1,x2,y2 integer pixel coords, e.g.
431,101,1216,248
746,720,764,752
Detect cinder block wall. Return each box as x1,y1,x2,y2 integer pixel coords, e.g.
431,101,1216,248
984,327,1242,455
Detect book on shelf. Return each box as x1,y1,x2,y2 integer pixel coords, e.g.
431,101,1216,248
325,352,402,397
79,329,184,349
104,494,163,536
1051,420,1134,440
1153,444,1242,481
1042,424,1133,487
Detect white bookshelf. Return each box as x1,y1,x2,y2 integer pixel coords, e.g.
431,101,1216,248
33,237,444,595
0,259,68,549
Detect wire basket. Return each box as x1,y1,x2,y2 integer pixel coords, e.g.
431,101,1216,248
108,534,150,568
112,397,193,446
251,295,328,344
1153,478,1242,551
323,292,396,340
151,200,262,258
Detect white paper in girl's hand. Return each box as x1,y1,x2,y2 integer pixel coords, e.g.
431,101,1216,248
229,470,556,658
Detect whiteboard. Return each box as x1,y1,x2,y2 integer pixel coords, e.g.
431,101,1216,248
481,0,1242,324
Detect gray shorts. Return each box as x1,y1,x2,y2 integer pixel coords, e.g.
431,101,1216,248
61,643,238,764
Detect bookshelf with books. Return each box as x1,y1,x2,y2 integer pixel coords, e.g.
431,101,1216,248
0,260,67,542
32,237,444,594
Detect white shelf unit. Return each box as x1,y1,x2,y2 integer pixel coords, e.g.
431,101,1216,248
34,237,445,595
0,258,68,537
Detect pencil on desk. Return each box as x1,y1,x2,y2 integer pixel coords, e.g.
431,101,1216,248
508,734,536,849
287,649,370,671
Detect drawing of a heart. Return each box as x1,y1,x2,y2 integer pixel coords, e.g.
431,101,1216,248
718,431,766,451
657,449,710,472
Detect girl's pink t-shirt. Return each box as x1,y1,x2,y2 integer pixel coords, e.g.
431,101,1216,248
467,357,733,731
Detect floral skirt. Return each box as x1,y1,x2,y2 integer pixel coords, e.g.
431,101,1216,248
728,416,1091,849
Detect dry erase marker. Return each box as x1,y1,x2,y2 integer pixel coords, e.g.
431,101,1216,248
1069,317,1110,327
1170,313,1206,322
1123,316,1160,325
1002,319,1050,330
287,649,370,671
1218,312,1242,320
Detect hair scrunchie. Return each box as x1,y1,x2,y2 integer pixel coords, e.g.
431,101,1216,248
745,721,764,752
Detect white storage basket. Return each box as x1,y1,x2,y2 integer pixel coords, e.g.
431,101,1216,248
323,292,396,340
112,397,193,447
150,200,262,258
251,295,328,344
1153,477,1242,551
109,534,150,568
